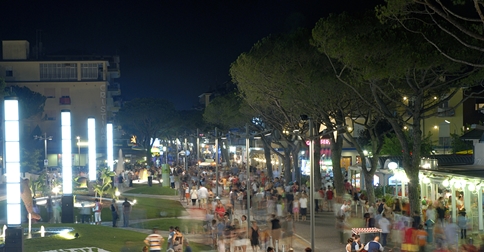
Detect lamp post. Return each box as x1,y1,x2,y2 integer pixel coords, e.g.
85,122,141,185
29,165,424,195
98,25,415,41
308,118,315,252
215,127,219,196
34,133,53,189
197,129,200,189
245,124,251,234
77,136,81,167
34,133,53,169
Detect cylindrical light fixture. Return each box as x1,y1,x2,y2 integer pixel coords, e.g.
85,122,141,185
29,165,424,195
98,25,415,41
107,123,114,171
88,118,97,181
4,98,21,225
61,110,72,194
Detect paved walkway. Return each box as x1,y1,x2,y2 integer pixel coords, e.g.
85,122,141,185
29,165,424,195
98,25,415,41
118,191,344,252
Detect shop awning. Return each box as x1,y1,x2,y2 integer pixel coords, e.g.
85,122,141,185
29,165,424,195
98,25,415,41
460,129,484,141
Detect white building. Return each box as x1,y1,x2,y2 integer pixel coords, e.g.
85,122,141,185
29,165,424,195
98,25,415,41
0,40,121,167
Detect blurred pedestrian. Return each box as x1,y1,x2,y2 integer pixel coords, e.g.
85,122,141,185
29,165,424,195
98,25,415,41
378,213,391,247
270,214,281,247
144,228,164,252
93,198,102,225
299,192,308,221
249,220,260,252
122,198,131,227
363,235,384,252
458,209,468,239
80,202,90,224
110,199,119,227
53,200,62,223
47,195,53,223
190,186,198,207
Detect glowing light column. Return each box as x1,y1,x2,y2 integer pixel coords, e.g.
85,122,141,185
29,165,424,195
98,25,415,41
61,110,72,194
107,122,114,171
88,118,97,181
4,98,20,226
61,110,74,223
4,97,23,252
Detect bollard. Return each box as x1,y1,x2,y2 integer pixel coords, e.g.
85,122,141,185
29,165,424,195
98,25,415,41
275,240,279,252
282,244,285,252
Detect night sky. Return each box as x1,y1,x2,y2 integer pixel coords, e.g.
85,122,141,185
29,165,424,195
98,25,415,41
1,1,376,109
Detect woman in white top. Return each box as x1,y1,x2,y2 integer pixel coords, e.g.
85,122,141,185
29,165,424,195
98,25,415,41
190,186,198,207
293,194,300,221
299,192,308,221
184,184,190,205
345,238,353,252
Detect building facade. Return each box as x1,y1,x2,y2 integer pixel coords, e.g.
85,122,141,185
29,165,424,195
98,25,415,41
0,40,121,167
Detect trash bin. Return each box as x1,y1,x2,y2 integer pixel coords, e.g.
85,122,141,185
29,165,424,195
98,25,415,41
148,176,153,187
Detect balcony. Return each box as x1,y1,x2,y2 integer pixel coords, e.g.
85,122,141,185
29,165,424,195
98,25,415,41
108,83,121,96
437,108,455,117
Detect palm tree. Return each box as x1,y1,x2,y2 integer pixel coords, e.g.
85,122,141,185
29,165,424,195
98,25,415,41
93,167,115,202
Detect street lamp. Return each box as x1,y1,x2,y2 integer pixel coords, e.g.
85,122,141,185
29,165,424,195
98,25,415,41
77,136,81,167
34,133,53,171
34,133,53,190
308,117,315,252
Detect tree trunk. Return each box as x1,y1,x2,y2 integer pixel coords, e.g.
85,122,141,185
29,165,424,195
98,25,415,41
406,166,420,215
331,135,345,197
284,148,292,183
221,139,231,168
291,143,301,185
262,139,273,179
364,173,376,204
145,149,152,166
360,156,378,205
314,137,322,191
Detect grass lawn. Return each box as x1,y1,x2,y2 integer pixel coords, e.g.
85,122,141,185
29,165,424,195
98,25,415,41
124,196,186,219
0,196,186,223
125,184,179,195
22,223,212,251
131,218,205,233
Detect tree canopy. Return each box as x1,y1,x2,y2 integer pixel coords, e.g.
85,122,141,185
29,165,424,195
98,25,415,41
312,10,483,212
378,0,484,67
116,98,177,164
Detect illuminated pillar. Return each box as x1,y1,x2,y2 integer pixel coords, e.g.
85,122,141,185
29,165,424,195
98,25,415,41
61,110,74,223
478,186,483,231
107,122,114,171
88,118,97,181
61,110,72,194
4,97,23,251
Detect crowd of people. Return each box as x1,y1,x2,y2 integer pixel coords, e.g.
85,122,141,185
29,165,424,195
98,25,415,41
154,163,320,252
335,188,483,252
116,162,484,252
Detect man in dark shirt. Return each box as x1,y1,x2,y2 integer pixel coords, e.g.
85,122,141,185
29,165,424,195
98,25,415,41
364,236,384,252
122,198,132,227
364,213,375,228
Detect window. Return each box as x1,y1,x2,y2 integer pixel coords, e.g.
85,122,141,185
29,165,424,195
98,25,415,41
439,137,451,147
5,67,13,77
437,101,455,117
81,63,101,80
40,63,77,80
61,88,70,97
475,99,484,114
44,88,55,98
